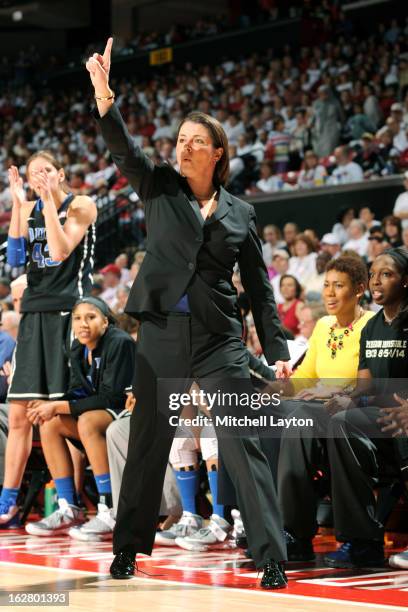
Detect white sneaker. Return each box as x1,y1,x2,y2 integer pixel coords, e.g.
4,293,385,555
25,498,85,536
175,514,235,551
155,511,203,546
389,549,408,569
69,503,115,542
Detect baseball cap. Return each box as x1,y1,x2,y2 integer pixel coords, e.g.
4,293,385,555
272,249,289,259
100,264,121,277
361,132,374,141
391,103,403,112
321,233,340,246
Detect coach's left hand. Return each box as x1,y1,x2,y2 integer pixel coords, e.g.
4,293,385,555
125,392,136,413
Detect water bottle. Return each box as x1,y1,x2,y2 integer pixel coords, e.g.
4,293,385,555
44,481,58,517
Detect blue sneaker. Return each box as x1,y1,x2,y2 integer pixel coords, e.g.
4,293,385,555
0,501,20,529
324,540,385,569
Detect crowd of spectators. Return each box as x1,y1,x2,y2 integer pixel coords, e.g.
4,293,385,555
251,188,408,340
0,13,408,215
0,0,382,81
0,9,407,247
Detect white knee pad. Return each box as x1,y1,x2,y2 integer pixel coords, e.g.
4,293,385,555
169,428,199,469
200,423,218,461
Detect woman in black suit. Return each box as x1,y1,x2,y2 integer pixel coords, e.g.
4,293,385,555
86,39,291,589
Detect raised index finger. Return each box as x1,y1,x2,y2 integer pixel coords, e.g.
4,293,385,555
103,37,113,64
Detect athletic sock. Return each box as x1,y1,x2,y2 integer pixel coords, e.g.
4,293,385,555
207,469,224,518
0,487,19,509
94,473,112,508
174,468,199,514
54,477,77,506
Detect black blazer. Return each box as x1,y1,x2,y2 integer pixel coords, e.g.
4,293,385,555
95,105,289,364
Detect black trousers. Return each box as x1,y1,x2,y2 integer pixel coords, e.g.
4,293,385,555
113,312,286,567
327,406,402,542
278,402,404,543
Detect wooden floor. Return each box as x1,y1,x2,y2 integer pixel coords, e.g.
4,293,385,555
1,531,408,611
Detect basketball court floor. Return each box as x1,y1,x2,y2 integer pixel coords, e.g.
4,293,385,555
1,530,408,611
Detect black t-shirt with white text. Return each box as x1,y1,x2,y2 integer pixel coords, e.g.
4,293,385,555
359,309,408,379
358,306,408,441
359,308,408,468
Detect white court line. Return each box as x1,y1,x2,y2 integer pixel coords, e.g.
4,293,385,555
0,560,407,611
305,570,408,582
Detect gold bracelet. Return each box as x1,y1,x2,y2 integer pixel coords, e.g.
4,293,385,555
95,90,115,101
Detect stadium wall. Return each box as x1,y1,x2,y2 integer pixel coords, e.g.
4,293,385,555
249,177,405,233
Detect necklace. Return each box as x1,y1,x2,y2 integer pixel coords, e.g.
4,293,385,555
327,308,364,359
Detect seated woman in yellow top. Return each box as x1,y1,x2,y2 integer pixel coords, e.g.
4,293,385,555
277,255,374,564
291,255,374,397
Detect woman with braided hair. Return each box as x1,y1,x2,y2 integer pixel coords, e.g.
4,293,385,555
324,247,408,569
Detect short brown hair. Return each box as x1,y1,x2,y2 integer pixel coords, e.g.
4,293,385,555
279,274,302,299
26,149,69,193
325,255,368,288
177,112,230,187
294,232,316,254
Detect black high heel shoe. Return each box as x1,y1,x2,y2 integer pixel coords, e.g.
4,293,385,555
110,552,136,579
260,560,288,589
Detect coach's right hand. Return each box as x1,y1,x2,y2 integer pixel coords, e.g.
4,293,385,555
86,37,114,115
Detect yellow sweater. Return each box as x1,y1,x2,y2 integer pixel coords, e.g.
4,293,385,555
292,311,374,382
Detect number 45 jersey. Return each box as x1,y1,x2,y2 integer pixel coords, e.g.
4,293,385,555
21,194,96,313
